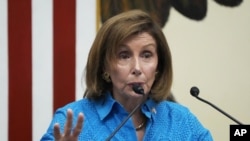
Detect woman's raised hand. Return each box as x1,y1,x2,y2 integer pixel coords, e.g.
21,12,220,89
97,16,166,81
53,109,84,141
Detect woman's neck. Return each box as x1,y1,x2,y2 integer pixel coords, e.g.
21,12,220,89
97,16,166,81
113,93,144,112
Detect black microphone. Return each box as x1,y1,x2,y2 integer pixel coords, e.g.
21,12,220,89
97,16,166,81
190,86,243,125
105,84,145,141
132,84,145,95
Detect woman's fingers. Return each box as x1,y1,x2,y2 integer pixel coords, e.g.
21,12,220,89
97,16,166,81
53,109,84,140
73,113,84,137
53,123,61,140
63,109,73,137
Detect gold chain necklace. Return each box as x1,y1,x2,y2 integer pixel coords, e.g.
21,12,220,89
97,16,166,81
135,120,146,131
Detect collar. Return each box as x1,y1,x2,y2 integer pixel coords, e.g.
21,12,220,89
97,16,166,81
94,91,158,121
94,91,116,120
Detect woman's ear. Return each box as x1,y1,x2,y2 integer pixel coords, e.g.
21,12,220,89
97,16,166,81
155,71,159,75
102,72,111,82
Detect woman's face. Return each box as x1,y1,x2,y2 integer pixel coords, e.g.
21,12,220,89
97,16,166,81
107,32,158,99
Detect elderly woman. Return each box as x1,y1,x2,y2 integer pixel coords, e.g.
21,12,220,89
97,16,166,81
41,10,213,141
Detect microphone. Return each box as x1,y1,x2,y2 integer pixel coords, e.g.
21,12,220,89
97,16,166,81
105,84,145,141
132,84,145,95
190,86,243,125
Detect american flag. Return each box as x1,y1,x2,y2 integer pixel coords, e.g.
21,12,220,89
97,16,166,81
0,0,96,140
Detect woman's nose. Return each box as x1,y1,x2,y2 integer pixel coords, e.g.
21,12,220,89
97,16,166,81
131,58,142,76
132,69,142,75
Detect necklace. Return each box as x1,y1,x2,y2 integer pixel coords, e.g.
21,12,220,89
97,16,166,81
135,120,146,131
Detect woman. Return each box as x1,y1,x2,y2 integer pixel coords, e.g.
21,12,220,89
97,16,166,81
41,10,213,141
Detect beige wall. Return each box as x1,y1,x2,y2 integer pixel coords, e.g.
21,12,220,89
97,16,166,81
164,1,250,140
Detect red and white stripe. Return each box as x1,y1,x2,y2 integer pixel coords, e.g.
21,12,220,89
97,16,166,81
0,0,96,140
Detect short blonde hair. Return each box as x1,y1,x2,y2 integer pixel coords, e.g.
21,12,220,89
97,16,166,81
84,10,173,102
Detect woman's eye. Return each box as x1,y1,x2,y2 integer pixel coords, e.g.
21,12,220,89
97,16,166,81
119,51,130,59
142,51,152,58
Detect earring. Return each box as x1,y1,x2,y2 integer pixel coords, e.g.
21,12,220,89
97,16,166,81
102,72,111,82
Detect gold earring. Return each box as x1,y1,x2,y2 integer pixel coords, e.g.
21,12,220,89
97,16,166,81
102,72,111,82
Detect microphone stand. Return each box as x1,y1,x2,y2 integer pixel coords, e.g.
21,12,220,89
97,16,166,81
105,99,145,141
105,84,146,141
194,96,243,125
190,86,243,125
